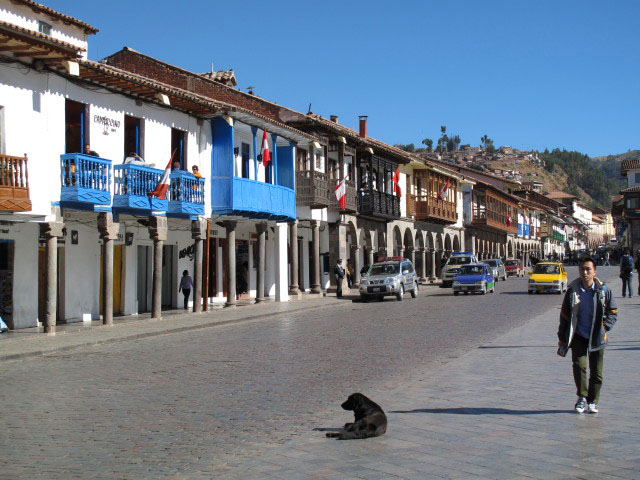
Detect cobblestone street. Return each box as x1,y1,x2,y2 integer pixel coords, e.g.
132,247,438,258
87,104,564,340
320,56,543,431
2,267,638,479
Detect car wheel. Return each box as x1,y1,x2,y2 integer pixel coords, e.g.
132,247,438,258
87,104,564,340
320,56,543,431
492,284,495,293
396,285,404,301
410,282,418,298
464,291,469,295
453,291,459,296
502,275,507,281
377,296,384,302
528,290,533,295
360,294,369,302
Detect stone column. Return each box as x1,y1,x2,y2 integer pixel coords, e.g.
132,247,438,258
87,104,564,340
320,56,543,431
419,248,427,283
39,221,64,334
148,216,167,319
223,220,237,307
367,247,374,267
310,220,322,294
288,220,300,296
398,247,404,258
98,213,120,326
352,246,361,288
191,218,207,313
408,247,416,267
255,222,268,303
430,249,437,282
470,233,477,256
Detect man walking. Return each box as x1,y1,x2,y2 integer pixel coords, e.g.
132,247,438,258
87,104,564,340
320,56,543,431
334,259,345,298
620,248,634,298
558,257,618,414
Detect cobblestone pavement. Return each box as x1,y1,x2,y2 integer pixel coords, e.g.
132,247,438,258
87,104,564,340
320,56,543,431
2,267,637,479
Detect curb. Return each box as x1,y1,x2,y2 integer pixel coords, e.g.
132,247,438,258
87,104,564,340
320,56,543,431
0,299,345,363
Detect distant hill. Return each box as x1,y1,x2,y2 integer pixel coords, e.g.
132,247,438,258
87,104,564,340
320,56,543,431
592,150,640,186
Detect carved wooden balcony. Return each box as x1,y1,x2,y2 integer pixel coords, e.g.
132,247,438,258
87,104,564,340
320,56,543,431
329,178,357,213
471,212,518,234
0,154,31,212
358,190,401,219
296,170,330,208
60,153,111,210
410,194,457,224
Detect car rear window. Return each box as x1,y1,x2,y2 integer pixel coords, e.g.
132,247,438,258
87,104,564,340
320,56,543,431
486,260,498,266
448,256,472,265
370,264,400,275
504,260,519,266
534,264,560,274
460,265,484,275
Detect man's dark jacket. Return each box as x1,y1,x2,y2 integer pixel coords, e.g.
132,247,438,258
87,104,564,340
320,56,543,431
558,277,618,352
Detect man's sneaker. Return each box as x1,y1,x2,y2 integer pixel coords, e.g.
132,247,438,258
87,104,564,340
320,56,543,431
588,403,598,413
575,397,587,413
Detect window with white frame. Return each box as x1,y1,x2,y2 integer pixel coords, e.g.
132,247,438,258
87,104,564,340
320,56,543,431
38,20,52,36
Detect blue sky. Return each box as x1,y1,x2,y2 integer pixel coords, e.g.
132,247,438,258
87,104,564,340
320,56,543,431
47,0,639,157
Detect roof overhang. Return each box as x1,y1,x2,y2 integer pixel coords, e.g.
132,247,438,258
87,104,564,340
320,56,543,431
0,20,83,65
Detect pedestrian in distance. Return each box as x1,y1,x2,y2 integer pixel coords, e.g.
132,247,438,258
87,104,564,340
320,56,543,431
603,250,610,266
637,250,640,296
334,259,345,298
346,260,353,289
557,257,618,414
619,248,634,298
179,269,194,310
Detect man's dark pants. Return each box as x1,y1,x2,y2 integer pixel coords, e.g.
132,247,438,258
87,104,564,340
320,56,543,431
336,278,343,297
571,335,604,404
622,275,633,297
182,289,191,309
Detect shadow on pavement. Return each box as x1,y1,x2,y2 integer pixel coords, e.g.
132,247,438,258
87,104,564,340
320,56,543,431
499,291,530,295
478,345,552,349
390,407,568,415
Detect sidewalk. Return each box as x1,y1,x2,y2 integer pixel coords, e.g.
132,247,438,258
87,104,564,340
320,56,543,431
0,293,347,362
227,277,640,479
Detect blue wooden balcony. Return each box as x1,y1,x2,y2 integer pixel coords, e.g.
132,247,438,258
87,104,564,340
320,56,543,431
113,164,167,213
168,170,205,218
60,153,111,210
112,165,205,217
212,177,295,221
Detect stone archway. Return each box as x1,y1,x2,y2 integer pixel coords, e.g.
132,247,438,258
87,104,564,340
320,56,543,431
360,228,374,268
403,227,415,259
415,230,427,282
393,225,403,257
436,233,445,276
453,234,461,252
376,230,386,261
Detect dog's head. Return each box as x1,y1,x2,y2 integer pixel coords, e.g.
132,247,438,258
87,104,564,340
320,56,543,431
341,393,366,411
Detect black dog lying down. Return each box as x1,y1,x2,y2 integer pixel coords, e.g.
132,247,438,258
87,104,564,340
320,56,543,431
326,393,387,440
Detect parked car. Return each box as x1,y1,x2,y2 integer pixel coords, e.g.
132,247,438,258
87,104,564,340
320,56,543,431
504,258,524,277
359,257,419,302
484,258,507,281
440,252,478,287
452,263,495,295
528,262,568,294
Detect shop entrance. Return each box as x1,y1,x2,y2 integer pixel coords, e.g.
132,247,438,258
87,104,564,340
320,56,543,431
137,245,151,313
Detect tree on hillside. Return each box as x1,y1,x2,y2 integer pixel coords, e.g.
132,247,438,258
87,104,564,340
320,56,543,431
437,126,448,154
480,134,495,153
422,138,433,152
447,134,461,152
395,143,415,152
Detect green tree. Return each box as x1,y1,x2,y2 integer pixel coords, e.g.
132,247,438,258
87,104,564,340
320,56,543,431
422,138,433,152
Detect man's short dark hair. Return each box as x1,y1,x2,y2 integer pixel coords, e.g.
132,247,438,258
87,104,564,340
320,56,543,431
579,257,596,269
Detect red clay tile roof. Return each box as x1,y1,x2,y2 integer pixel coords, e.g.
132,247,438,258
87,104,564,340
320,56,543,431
621,159,640,173
199,70,237,87
546,191,577,199
620,185,640,193
11,0,98,34
0,20,85,60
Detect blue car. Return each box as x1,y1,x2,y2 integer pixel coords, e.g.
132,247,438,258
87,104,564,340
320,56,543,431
452,263,495,295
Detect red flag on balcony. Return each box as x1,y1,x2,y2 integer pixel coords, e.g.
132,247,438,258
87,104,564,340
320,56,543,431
334,174,349,210
261,130,271,167
437,178,450,200
506,213,513,227
393,166,402,197
148,149,176,200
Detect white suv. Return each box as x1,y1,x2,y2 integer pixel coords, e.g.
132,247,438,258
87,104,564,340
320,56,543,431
440,252,479,287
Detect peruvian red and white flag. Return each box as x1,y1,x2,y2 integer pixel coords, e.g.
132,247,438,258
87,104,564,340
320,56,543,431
148,149,177,200
393,166,402,197
261,130,271,167
506,213,513,227
437,178,450,200
334,174,349,210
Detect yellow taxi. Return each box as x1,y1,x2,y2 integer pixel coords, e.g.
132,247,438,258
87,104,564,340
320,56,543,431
528,262,568,294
